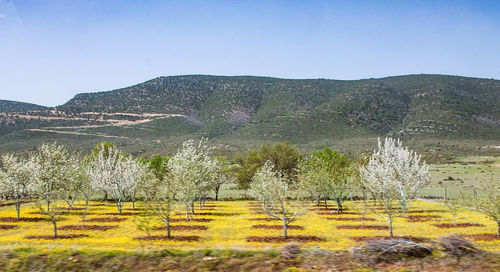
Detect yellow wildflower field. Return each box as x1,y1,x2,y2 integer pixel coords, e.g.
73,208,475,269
0,200,498,252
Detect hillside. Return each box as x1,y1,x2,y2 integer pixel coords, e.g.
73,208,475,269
1,74,499,161
0,100,47,113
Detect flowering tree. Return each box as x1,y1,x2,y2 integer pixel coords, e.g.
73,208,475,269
251,161,308,239
0,154,35,219
167,139,218,220
30,142,76,237
30,143,75,212
359,138,430,237
85,144,141,214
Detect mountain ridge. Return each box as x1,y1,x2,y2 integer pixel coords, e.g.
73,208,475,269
1,74,499,161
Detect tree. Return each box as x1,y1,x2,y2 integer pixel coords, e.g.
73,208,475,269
212,156,235,201
297,157,329,206
0,154,35,219
359,138,430,237
235,142,302,191
251,161,308,239
144,175,178,238
471,180,500,236
30,142,76,238
148,155,170,180
168,139,218,220
85,144,141,214
310,148,352,213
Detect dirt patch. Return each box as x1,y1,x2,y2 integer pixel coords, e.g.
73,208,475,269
249,218,279,221
326,217,375,221
466,234,500,241
247,235,324,243
84,217,128,223
153,225,208,231
104,212,140,216
407,215,441,222
407,210,446,214
336,225,388,230
169,218,213,222
251,225,304,230
351,236,426,243
317,212,359,215
0,217,46,222
433,223,484,228
25,234,89,240
59,225,117,231
191,212,240,216
134,235,200,241
0,201,30,207
0,225,18,230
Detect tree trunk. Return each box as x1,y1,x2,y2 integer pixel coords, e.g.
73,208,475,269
185,204,190,221
116,200,123,215
15,200,21,220
199,200,202,210
165,218,171,238
83,200,89,225
215,185,220,201
388,213,394,238
336,200,343,214
46,199,50,213
191,202,195,214
282,216,288,239
52,220,58,238
324,197,328,209
497,219,500,237
132,199,135,210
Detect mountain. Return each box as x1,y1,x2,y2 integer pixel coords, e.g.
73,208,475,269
1,74,499,161
0,100,47,113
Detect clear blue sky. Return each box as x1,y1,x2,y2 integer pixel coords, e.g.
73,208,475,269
1,0,499,106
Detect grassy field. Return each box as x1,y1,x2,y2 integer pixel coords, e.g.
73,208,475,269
0,200,498,252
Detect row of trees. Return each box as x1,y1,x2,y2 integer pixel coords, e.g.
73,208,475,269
0,140,229,238
248,138,498,238
1,138,498,239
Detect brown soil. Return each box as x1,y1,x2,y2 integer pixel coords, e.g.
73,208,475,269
0,225,18,230
123,208,145,211
433,223,484,228
247,235,324,243
251,225,304,230
407,215,441,222
153,225,208,231
326,217,375,221
169,218,213,222
58,225,117,231
336,225,388,230
249,218,279,221
134,235,200,241
84,217,128,222
466,234,500,241
351,236,426,242
60,207,85,211
104,212,140,216
317,212,359,215
0,201,30,207
25,234,89,240
0,217,46,222
407,210,446,214
192,212,240,216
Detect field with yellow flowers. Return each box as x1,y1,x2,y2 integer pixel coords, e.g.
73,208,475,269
0,199,498,253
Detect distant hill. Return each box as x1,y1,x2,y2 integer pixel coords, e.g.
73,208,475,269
0,100,47,113
1,74,499,161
